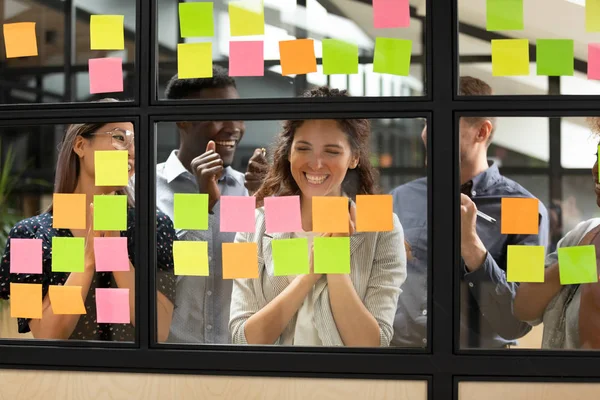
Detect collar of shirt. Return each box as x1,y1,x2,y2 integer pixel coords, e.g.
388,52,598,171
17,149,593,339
163,150,242,187
460,160,501,198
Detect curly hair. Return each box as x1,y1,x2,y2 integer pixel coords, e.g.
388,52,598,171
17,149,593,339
254,87,378,203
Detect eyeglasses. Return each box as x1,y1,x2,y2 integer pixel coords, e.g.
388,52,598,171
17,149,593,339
89,128,134,150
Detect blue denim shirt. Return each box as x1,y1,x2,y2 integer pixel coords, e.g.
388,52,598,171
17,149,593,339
390,162,549,348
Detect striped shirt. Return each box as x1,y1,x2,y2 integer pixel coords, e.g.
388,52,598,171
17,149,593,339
229,207,407,346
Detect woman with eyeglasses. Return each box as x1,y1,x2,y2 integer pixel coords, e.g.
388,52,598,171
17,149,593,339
0,111,176,341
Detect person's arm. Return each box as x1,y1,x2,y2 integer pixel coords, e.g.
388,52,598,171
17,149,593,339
513,263,561,322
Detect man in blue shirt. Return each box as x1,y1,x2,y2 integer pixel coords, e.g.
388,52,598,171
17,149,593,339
156,66,268,344
390,76,549,348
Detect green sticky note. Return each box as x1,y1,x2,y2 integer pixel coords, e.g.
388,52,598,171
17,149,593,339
229,0,265,36
272,238,310,276
177,42,213,79
322,39,358,75
90,15,124,50
536,39,574,76
94,195,127,231
587,0,600,32
486,0,523,31
94,150,129,187
491,39,529,76
313,236,350,274
373,38,412,76
558,245,599,285
174,193,208,230
507,245,545,283
52,237,84,273
173,241,209,276
179,2,214,37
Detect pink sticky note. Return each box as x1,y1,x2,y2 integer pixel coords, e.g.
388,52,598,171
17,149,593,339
229,41,264,77
264,196,302,233
373,0,410,28
94,237,130,272
589,44,600,80
220,196,256,232
95,288,130,324
89,57,124,94
9,238,42,274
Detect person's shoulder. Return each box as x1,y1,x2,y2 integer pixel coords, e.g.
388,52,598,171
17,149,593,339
559,218,600,248
390,177,427,195
497,175,538,198
8,213,51,238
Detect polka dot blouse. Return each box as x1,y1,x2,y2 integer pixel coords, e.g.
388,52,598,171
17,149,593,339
0,209,176,341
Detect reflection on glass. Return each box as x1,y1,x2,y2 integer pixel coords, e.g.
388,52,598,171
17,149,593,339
0,115,175,342
155,81,427,347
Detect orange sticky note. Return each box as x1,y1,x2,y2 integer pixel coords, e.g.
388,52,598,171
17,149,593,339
53,193,86,229
355,194,394,232
49,286,86,315
3,22,38,58
279,39,317,76
312,196,349,233
501,197,539,235
222,242,258,279
10,283,42,319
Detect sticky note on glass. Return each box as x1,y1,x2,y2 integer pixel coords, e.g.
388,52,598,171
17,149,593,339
93,195,127,231
95,288,130,324
322,39,358,75
356,194,394,232
52,237,84,273
94,150,129,187
53,193,86,230
9,238,42,274
373,0,410,28
3,22,37,58
174,193,208,230
558,245,598,285
501,197,539,235
313,236,350,274
94,237,129,272
486,0,523,31
272,238,309,276
89,57,124,94
229,41,264,77
220,195,256,232
536,39,574,76
373,37,412,76
507,245,545,283
229,0,265,36
491,39,529,76
222,242,258,279
587,0,600,32
49,286,86,315
173,241,209,276
90,15,124,50
279,39,317,76
179,2,214,37
10,283,42,319
177,42,212,79
588,44,600,80
264,196,302,233
312,196,349,234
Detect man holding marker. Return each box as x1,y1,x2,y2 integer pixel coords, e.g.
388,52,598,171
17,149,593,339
390,76,549,349
156,66,269,344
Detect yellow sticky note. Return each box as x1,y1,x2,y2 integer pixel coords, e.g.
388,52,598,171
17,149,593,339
3,22,38,58
90,15,124,50
587,0,600,32
49,286,86,315
312,196,349,233
491,39,529,76
174,241,209,276
94,150,129,187
507,245,545,283
10,283,42,319
229,0,265,36
177,42,213,79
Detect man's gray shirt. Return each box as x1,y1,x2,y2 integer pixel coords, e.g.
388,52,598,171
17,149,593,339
156,150,248,344
390,162,549,348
